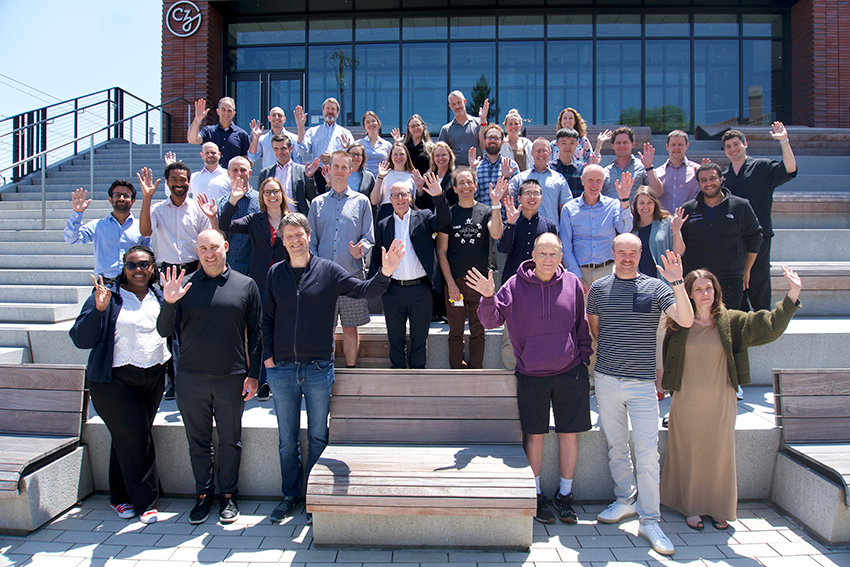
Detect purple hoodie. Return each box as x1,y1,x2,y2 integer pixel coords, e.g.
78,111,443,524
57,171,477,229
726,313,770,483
478,259,592,376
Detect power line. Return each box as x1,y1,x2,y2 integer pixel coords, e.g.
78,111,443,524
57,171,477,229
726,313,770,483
0,73,62,102
0,79,55,107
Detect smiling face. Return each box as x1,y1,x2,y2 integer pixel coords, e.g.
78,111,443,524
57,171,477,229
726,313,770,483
166,169,190,200
261,179,284,212
348,147,365,171
201,142,221,168
666,135,688,164
122,250,154,293
196,230,229,277
272,139,292,166
613,234,642,278
329,153,352,189
268,107,285,130
389,182,412,218
518,183,542,213
556,136,579,162
282,224,310,260
390,145,408,170
580,165,605,200
228,157,252,185
453,170,476,203
561,110,576,129
504,116,522,137
109,185,135,214
613,133,634,160
531,140,551,169
433,145,451,171
484,129,503,156
217,99,235,128
364,114,380,134
635,193,656,221
322,101,339,124
723,136,747,163
698,169,723,202
448,95,466,119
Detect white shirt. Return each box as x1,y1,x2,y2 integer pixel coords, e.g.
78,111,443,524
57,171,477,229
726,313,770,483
112,288,171,368
392,211,427,281
189,165,230,203
149,197,211,264
380,171,415,205
274,161,293,201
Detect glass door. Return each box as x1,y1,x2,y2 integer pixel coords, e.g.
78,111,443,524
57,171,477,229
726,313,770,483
227,72,305,131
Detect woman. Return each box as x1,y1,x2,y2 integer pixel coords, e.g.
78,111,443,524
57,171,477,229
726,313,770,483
70,246,170,524
660,266,802,531
393,114,433,175
421,141,457,209
356,111,392,178
372,142,420,224
346,143,376,198
500,109,533,171
631,185,686,282
551,107,593,163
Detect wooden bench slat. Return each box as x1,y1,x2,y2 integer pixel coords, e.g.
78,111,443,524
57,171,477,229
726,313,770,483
0,410,82,437
0,365,85,390
309,474,535,488
782,418,850,443
330,396,519,420
315,452,532,470
778,396,850,419
306,504,535,517
0,435,78,453
0,389,84,413
309,483,533,499
330,418,522,445
331,372,517,397
774,372,850,396
307,494,533,509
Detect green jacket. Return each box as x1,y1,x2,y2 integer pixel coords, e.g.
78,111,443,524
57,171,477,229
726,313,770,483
662,295,801,391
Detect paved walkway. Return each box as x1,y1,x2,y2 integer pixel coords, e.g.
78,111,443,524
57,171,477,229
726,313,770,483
1,496,847,567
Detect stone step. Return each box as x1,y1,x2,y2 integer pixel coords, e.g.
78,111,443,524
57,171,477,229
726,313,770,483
0,254,94,269
0,285,91,303
1,190,171,201
0,323,36,348
0,269,94,285
772,229,850,262
0,241,93,253
0,230,68,242
0,219,83,230
0,347,31,363
0,301,84,323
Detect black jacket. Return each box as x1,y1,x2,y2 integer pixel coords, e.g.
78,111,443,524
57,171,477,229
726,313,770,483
258,162,317,215
681,188,763,279
219,203,288,292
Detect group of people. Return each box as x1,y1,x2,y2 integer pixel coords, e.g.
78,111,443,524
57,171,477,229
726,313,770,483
64,90,802,555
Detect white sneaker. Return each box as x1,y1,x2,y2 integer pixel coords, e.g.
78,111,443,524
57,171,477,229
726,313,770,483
639,522,675,555
111,503,135,519
736,386,744,400
597,500,638,523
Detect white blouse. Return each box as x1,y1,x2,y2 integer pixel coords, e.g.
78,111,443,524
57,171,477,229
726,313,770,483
112,288,171,369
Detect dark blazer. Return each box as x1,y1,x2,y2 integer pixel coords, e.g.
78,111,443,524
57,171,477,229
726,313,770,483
258,161,317,215
355,170,376,198
219,203,289,292
369,193,451,292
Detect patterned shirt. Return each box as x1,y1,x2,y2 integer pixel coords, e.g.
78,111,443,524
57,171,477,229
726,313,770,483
217,189,261,276
475,156,518,206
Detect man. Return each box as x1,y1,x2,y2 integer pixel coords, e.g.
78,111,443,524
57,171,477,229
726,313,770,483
188,142,230,203
681,163,763,310
600,127,648,201
371,174,450,369
307,151,374,368
549,128,586,199
560,164,634,294
295,98,353,194
587,233,694,556
470,233,592,525
64,180,149,281
439,90,488,166
258,135,320,215
187,98,250,168
263,213,404,521
157,229,262,525
722,123,797,311
646,130,700,213
216,156,262,278
248,106,301,169
508,138,572,225
436,167,505,369
474,124,518,206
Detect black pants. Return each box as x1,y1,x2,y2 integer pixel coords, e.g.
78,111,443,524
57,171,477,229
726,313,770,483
175,371,246,496
717,276,744,310
741,237,772,312
89,363,166,513
382,281,432,369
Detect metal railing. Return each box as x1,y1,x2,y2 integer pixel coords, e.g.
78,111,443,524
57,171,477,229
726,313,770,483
0,89,193,229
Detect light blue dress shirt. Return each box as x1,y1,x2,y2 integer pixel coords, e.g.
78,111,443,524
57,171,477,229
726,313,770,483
508,166,572,225
559,194,634,278
64,212,150,279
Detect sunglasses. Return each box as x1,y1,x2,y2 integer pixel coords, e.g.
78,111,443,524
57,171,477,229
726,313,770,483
125,260,153,271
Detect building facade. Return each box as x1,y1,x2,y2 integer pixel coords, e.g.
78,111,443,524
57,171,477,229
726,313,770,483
161,0,849,139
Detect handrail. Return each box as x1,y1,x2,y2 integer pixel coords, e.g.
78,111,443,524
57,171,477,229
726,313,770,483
0,98,116,141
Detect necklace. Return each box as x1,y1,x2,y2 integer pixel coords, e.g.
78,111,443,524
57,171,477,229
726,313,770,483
389,170,406,183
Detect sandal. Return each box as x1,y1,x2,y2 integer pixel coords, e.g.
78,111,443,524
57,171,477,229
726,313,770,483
712,518,729,530
686,516,704,531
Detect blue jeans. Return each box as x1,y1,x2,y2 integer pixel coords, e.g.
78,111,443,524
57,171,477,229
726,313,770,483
265,359,334,498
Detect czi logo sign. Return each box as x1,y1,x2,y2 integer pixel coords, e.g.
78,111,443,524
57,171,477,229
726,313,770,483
166,1,202,38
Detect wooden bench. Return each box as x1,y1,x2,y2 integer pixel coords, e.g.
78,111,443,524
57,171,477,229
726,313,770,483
306,368,535,549
771,368,850,545
0,364,93,535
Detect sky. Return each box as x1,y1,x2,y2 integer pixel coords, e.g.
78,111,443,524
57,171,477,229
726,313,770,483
0,1,162,119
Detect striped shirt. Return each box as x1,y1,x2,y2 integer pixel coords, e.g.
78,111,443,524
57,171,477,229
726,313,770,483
586,273,675,380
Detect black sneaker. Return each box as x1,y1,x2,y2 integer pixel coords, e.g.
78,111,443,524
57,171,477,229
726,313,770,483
270,496,301,522
163,384,176,401
189,494,213,524
256,383,271,402
553,492,578,524
219,495,239,524
534,493,555,524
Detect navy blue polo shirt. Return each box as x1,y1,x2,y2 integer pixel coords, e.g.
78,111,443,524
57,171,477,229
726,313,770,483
200,123,251,168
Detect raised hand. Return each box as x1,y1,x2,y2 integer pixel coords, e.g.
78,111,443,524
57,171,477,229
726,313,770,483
411,169,424,188
230,176,248,203
500,157,514,178
782,265,802,302
90,274,111,312
349,240,365,259
293,105,306,127
305,157,321,178
391,127,403,143
465,267,495,299
193,99,209,122
468,147,481,169
377,160,391,178
504,195,521,224
380,239,406,275
71,188,91,213
479,98,490,122
489,176,509,205
321,164,331,185
639,142,655,169
250,119,264,139
164,151,177,166
136,168,160,200
771,121,789,142
160,266,193,304
656,250,684,283
615,171,634,201
338,130,352,150
596,129,613,148
671,207,688,231
586,153,600,166
196,194,218,220
422,171,443,196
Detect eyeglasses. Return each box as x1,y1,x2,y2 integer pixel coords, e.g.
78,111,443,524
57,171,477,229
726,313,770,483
485,135,502,141
390,192,410,199
349,153,364,158
111,193,133,200
125,260,153,271
263,189,283,196
521,190,543,197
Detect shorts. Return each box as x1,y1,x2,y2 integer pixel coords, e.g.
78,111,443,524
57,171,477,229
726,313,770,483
335,295,370,328
516,362,591,435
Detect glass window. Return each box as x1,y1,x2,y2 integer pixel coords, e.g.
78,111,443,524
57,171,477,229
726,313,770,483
449,42,496,123
645,40,691,132
228,78,262,133
353,44,400,130
355,18,399,42
498,41,545,125
403,17,448,40
743,40,782,124
228,22,306,46
645,14,689,37
450,17,496,40
547,41,593,125
309,20,352,43
596,40,642,125
547,15,592,38
743,14,782,37
308,45,353,125
402,43,448,134
227,47,306,71
499,16,544,39
597,15,641,38
694,14,737,37
694,40,740,126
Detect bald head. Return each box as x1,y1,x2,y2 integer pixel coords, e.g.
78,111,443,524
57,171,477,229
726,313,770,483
534,232,563,254
612,233,642,278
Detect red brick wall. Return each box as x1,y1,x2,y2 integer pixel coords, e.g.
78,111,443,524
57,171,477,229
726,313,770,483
161,1,224,142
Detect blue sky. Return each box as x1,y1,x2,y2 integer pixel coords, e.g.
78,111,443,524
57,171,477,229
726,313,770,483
0,1,162,118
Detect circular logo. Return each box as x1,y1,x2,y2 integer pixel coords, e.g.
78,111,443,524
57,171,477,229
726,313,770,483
166,1,202,38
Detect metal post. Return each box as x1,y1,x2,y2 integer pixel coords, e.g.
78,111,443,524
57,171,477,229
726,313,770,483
41,159,46,231
159,110,164,162
129,116,133,178
90,134,95,197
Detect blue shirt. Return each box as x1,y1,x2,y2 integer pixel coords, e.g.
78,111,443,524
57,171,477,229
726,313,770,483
497,213,559,281
549,159,585,199
508,166,572,225
217,189,261,276
297,122,353,161
356,136,393,178
603,155,647,202
308,188,374,276
248,129,301,169
200,123,251,168
559,193,634,278
64,212,149,278
475,157,518,206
